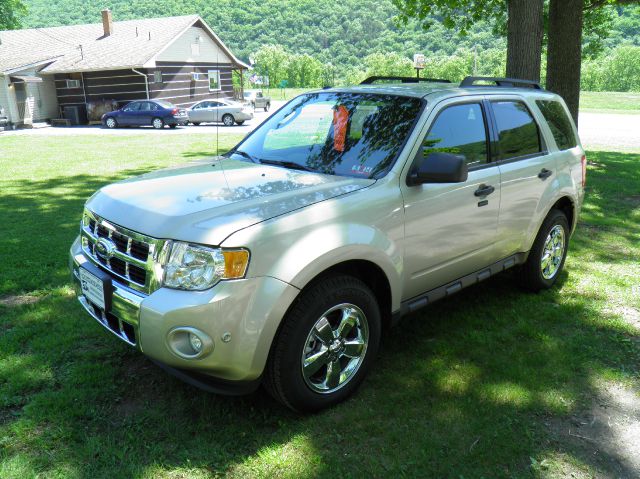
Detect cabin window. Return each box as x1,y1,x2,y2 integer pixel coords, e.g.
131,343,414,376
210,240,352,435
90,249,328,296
153,71,163,84
208,70,220,91
66,79,80,89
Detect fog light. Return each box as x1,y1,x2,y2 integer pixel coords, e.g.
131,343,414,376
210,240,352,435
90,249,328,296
189,332,203,353
166,327,213,359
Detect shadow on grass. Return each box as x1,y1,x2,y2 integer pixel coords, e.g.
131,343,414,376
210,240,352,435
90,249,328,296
0,150,639,477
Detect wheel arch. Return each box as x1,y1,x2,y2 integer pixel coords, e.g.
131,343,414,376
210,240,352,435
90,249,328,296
525,194,577,253
294,259,394,333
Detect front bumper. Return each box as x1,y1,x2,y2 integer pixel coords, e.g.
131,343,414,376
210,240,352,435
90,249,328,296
69,236,299,384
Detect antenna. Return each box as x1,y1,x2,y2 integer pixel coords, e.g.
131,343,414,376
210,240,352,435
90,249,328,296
214,29,230,192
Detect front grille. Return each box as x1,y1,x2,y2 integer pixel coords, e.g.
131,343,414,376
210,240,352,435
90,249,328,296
81,209,169,294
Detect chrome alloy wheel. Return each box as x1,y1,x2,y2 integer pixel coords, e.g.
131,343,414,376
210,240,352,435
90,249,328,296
301,303,369,394
541,224,566,280
105,117,116,128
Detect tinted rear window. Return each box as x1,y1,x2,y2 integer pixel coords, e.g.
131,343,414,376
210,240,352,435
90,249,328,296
492,101,542,160
536,100,577,150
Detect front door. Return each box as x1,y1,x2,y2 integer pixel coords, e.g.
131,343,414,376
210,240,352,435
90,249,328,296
401,98,501,299
14,82,27,122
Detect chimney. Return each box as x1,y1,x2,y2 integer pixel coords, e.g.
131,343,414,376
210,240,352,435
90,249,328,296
102,9,113,36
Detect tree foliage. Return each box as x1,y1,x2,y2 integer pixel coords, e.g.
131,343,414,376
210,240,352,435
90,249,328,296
15,0,640,90
0,0,27,30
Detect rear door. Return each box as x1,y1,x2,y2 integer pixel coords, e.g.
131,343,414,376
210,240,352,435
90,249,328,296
138,102,156,125
401,97,502,298
487,97,558,257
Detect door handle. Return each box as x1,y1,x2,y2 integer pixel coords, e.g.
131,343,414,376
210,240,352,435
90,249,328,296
538,168,553,180
474,184,495,197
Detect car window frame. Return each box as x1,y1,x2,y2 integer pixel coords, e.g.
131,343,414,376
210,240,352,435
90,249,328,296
414,99,493,173
122,102,141,112
485,96,548,164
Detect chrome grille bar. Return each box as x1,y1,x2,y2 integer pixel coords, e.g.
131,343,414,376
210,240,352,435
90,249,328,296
80,208,171,294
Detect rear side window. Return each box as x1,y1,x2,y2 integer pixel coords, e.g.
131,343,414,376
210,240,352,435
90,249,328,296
491,101,542,160
536,100,577,150
423,103,488,167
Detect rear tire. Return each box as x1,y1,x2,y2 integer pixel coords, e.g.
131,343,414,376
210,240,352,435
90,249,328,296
518,209,570,292
264,103,270,112
152,117,164,129
169,124,177,129
222,114,234,126
264,275,381,412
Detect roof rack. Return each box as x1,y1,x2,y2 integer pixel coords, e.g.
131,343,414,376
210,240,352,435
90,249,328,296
460,76,543,90
360,76,451,85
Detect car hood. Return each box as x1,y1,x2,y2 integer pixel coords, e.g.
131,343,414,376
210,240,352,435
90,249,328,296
86,157,374,245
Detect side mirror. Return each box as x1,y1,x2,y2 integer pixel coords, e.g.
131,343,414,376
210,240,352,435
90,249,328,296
407,152,469,186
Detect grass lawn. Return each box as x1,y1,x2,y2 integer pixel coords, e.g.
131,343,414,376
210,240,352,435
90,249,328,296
579,91,640,114
1,134,639,478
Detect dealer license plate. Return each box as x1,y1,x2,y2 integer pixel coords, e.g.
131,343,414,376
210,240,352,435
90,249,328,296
79,266,107,310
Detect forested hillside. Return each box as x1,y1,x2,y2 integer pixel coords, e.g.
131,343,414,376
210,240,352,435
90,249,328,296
20,0,504,64
19,0,640,91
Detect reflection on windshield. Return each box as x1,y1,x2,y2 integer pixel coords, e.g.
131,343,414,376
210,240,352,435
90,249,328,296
232,92,424,179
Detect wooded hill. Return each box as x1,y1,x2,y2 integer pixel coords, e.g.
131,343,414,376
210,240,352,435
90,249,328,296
20,0,640,90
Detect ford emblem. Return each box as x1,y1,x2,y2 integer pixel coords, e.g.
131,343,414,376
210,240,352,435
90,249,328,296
96,238,116,260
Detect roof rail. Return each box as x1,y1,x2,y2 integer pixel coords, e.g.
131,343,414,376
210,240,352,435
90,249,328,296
460,76,543,90
360,76,451,85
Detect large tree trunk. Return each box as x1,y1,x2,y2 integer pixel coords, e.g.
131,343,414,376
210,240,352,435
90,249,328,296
505,0,544,82
547,0,584,125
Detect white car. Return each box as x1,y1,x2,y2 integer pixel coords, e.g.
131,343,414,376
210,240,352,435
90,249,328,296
187,99,253,126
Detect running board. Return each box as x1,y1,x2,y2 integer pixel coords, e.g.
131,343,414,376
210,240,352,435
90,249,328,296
393,253,527,322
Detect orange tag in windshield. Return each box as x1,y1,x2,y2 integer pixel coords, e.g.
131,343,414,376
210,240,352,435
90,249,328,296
333,105,348,152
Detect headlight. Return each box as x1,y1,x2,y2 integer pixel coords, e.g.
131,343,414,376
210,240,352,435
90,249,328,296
163,242,249,291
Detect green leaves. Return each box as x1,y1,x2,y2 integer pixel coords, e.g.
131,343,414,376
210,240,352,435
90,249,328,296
0,0,27,30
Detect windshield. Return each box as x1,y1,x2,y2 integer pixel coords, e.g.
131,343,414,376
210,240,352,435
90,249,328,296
230,92,423,178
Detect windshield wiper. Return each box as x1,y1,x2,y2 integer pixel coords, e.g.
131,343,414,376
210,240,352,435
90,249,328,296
259,159,317,172
228,149,258,163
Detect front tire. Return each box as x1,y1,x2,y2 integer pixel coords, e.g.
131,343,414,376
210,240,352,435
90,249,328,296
264,275,381,412
105,117,117,129
222,114,234,126
152,117,164,129
518,209,570,291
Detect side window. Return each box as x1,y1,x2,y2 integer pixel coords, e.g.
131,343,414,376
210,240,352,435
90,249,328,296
153,71,163,84
123,102,140,112
139,102,151,111
492,101,542,160
536,100,577,150
422,103,488,167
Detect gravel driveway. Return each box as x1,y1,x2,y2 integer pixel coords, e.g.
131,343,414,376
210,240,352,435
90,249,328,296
578,112,640,153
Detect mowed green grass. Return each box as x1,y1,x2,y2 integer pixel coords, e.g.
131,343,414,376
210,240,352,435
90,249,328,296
579,91,640,113
0,134,639,478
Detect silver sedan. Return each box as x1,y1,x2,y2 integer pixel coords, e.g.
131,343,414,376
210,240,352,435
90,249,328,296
187,99,254,126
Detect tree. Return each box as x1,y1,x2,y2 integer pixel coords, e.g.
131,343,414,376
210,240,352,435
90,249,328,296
546,0,640,124
393,0,544,81
0,0,27,30
251,44,290,89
